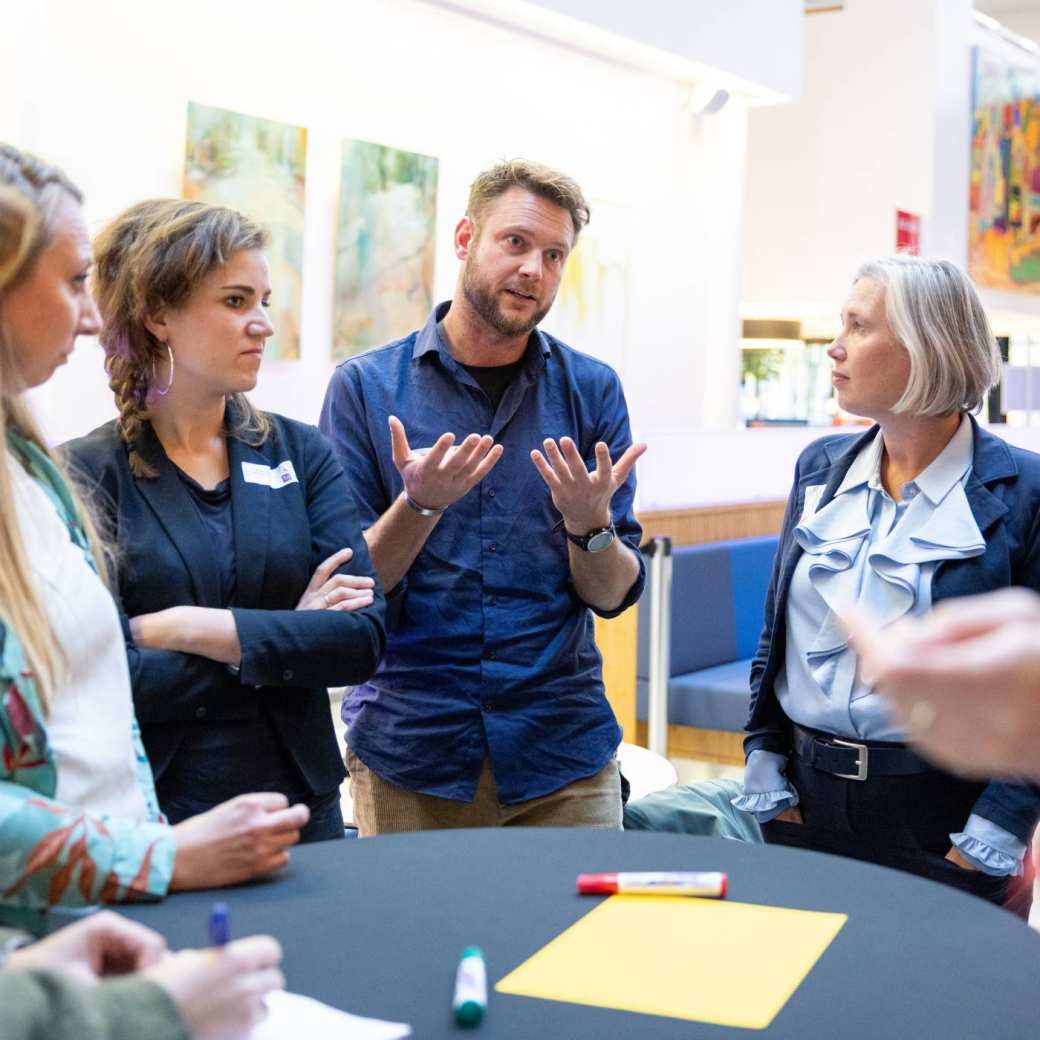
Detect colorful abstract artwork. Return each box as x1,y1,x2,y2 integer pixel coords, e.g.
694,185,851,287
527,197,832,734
183,102,306,360
333,140,438,359
969,49,1040,292
547,201,631,372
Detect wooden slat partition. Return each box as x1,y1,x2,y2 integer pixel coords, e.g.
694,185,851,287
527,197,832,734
597,500,786,746
633,722,745,765
638,500,787,545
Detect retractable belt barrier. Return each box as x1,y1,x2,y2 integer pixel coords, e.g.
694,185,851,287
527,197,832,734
640,536,672,757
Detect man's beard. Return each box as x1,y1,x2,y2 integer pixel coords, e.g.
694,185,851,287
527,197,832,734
462,263,554,338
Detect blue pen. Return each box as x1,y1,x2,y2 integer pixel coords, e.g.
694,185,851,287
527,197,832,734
208,902,230,947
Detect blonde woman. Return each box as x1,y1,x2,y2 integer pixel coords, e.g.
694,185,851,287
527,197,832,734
0,144,309,920
734,257,1040,916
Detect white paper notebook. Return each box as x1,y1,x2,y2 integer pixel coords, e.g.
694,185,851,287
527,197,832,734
252,990,411,1039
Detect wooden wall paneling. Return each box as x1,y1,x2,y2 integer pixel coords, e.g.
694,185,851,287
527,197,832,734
634,722,745,766
596,607,638,741
637,500,787,547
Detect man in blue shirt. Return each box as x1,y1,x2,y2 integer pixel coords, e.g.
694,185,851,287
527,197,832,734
319,159,646,834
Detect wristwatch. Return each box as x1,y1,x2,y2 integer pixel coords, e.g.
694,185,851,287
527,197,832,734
565,522,617,553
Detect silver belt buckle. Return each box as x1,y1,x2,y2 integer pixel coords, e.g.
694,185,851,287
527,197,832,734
832,737,869,781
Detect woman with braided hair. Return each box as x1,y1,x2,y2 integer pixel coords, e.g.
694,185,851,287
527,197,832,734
0,143,312,921
65,198,385,843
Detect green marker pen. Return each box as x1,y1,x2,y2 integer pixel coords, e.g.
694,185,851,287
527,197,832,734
452,946,487,1027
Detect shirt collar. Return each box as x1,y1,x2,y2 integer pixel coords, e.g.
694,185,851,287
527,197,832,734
834,429,883,498
411,301,552,363
912,413,975,505
834,413,975,506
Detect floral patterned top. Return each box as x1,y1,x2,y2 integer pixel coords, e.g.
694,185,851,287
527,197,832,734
0,432,174,931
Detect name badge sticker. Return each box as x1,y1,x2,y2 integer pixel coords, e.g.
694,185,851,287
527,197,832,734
241,460,299,489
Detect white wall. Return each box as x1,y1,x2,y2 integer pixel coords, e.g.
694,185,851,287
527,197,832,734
743,0,946,325
2,0,773,489
743,0,1040,334
637,421,1040,510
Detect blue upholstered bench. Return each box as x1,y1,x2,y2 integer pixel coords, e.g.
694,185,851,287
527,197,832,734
635,535,779,763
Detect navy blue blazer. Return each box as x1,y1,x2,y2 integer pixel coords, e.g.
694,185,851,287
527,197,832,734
64,413,386,795
745,416,1040,843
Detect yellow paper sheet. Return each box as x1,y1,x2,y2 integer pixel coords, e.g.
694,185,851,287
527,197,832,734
495,896,847,1030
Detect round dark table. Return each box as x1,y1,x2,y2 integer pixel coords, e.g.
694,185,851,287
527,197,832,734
117,829,1040,1039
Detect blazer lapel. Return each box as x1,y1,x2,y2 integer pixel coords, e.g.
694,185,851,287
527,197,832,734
134,424,223,605
964,416,1014,537
228,436,271,607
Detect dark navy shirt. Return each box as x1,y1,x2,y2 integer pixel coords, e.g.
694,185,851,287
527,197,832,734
172,468,237,607
319,302,645,803
158,466,310,816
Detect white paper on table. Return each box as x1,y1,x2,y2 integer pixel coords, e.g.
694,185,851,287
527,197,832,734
251,990,412,1039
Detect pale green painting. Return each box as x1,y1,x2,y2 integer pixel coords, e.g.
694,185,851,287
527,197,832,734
333,140,438,359
549,200,631,373
184,102,306,360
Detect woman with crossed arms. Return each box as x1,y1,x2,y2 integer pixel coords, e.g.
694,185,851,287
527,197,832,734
66,198,386,842
734,256,1040,916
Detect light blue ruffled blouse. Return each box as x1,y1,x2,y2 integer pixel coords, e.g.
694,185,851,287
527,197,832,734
733,417,1026,876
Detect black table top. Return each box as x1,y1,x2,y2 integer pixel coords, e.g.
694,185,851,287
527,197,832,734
117,829,1040,1039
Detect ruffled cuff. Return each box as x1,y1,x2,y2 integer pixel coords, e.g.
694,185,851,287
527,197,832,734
732,750,799,823
949,814,1027,877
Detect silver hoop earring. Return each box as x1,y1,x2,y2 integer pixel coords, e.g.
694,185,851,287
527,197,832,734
152,342,174,397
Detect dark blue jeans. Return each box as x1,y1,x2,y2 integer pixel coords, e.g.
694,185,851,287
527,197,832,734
761,753,1032,919
162,788,345,845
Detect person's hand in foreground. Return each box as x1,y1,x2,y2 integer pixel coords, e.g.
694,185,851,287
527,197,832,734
144,936,284,1040
847,588,1040,781
7,911,166,985
9,917,283,1040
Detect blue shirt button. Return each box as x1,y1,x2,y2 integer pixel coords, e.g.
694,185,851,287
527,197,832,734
488,543,497,552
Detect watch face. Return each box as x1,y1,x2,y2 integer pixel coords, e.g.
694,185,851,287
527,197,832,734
585,528,615,552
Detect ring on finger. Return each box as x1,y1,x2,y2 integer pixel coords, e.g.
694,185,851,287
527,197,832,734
323,591,333,608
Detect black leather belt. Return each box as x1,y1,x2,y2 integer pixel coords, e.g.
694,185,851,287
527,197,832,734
792,725,936,782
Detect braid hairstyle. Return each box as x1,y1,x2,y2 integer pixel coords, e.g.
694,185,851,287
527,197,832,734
93,199,272,478
0,144,108,713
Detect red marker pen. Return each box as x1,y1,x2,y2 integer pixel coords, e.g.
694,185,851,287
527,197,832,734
577,871,727,898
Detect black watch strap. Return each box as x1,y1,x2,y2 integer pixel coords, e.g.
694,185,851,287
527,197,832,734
565,522,616,552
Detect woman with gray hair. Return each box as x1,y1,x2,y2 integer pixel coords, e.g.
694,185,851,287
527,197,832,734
733,256,1040,916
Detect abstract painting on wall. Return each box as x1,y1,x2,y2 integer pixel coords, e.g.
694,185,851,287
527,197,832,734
183,102,306,360
333,140,438,359
547,200,631,373
969,48,1040,293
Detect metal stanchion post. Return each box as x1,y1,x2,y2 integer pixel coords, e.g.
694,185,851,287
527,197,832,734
644,536,672,758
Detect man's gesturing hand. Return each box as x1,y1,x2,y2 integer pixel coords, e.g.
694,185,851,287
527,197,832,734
389,415,503,512
531,437,646,534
